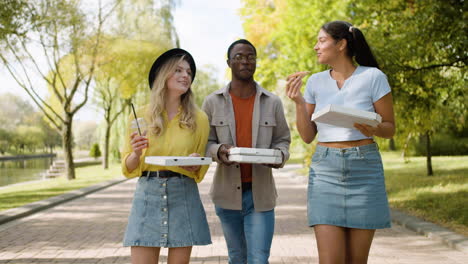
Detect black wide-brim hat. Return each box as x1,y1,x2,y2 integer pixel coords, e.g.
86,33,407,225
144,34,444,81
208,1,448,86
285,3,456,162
148,48,196,89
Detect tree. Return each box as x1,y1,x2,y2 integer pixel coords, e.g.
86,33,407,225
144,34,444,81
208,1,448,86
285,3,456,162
0,93,61,154
351,0,467,175
89,143,101,160
0,93,35,131
93,0,178,169
0,0,120,179
74,120,98,150
0,129,11,155
241,0,467,176
240,0,351,161
192,65,221,107
38,118,61,153
0,0,35,41
113,0,179,46
14,125,43,153
240,0,351,90
93,38,172,169
91,0,179,169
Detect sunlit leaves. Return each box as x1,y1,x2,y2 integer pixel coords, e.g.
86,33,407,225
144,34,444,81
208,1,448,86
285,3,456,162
241,0,352,90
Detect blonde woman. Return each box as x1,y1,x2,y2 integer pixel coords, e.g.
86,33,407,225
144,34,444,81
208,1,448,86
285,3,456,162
121,48,211,264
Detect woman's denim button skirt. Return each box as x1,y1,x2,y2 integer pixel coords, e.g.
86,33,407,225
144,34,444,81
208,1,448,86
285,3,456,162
308,143,391,229
123,175,212,247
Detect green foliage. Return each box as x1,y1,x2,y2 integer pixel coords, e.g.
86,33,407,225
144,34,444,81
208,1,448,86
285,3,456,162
74,121,98,150
350,0,467,153
413,134,468,156
36,112,62,152
0,0,124,179
192,65,221,107
109,114,127,162
0,93,35,131
111,147,121,162
92,37,163,169
89,143,101,159
0,93,61,154
241,0,467,177
114,0,178,45
0,0,35,40
241,0,351,90
0,129,11,155
241,0,351,168
13,125,43,153
94,37,171,101
93,0,179,169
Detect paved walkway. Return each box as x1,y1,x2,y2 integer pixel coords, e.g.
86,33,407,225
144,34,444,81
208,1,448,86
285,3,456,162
0,165,466,264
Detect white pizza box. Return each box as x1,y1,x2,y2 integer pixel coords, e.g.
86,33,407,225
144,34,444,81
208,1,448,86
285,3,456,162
228,154,282,164
229,147,282,157
145,156,212,166
311,104,382,128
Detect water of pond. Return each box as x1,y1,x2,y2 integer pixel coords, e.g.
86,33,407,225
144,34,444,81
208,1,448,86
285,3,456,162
0,157,54,187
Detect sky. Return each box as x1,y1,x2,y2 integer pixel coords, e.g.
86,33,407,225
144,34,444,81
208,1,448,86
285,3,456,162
0,0,245,122
174,0,245,83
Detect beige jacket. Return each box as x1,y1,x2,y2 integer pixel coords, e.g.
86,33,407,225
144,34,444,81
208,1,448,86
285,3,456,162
201,83,291,211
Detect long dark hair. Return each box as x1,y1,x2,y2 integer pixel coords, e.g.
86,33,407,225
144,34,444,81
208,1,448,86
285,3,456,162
322,21,379,69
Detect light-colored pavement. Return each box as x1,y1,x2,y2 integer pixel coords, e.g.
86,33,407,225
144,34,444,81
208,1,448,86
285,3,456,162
0,165,466,263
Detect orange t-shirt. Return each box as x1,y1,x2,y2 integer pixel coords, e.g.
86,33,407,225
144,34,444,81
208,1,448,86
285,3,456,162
230,90,255,183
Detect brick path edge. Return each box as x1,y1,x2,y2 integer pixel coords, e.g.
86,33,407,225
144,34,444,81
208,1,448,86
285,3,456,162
0,177,129,225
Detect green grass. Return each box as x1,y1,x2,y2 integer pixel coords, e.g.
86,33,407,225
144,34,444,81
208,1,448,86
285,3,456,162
382,152,468,236
0,163,123,212
294,152,468,235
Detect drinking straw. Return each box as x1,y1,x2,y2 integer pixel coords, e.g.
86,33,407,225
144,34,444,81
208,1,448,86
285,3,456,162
130,103,141,136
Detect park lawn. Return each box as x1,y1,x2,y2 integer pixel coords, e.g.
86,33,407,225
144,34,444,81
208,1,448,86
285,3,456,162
0,162,123,212
382,152,468,236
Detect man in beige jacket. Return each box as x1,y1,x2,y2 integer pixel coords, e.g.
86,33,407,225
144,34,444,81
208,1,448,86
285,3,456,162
202,39,291,264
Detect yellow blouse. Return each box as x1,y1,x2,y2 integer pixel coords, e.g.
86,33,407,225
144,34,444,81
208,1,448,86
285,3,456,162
121,105,210,183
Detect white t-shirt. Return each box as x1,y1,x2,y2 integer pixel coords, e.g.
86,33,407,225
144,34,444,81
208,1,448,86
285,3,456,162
304,66,391,142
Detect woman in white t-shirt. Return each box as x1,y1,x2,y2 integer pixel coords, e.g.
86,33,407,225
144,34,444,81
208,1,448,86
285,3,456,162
286,21,395,264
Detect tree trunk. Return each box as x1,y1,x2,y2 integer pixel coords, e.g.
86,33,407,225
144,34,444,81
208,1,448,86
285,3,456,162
389,138,396,151
103,122,111,169
425,131,433,176
401,133,412,162
63,116,75,180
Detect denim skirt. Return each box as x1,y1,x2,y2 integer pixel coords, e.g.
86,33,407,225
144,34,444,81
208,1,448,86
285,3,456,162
308,143,391,229
123,174,212,247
